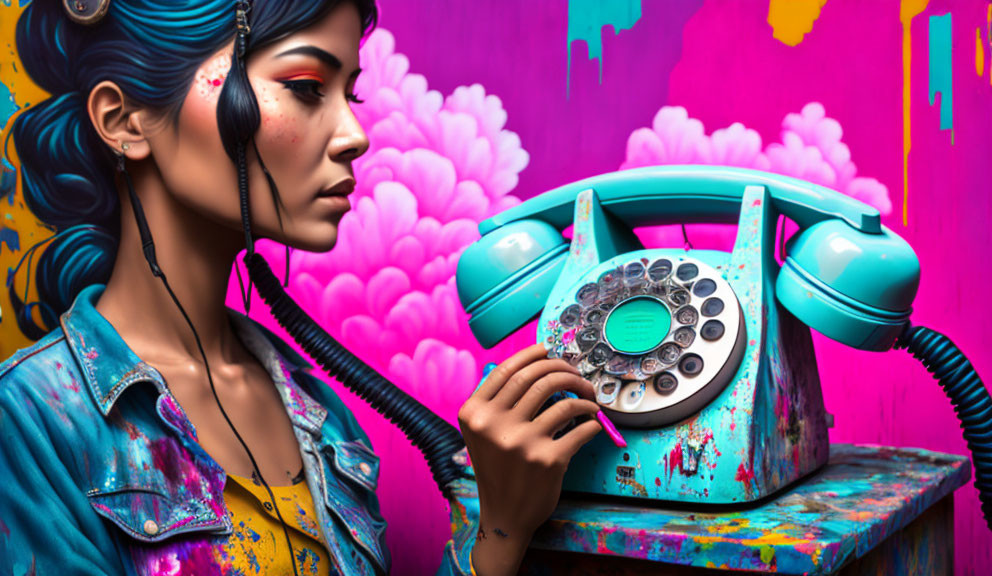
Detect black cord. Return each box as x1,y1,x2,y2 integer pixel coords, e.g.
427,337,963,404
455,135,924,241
119,155,301,576
895,323,992,532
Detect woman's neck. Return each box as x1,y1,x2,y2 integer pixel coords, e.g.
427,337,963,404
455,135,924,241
96,160,250,369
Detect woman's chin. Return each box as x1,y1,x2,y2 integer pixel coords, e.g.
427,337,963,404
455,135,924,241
290,232,338,254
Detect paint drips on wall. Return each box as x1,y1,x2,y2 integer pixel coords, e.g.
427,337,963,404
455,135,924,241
979,26,987,78
928,14,953,142
0,227,19,255
900,0,930,226
978,6,990,82
767,0,828,46
566,0,641,95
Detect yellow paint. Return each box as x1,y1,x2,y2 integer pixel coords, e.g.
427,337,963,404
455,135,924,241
900,0,930,227
979,27,986,77
706,517,750,534
0,3,55,358
767,0,829,46
759,544,776,565
694,530,810,548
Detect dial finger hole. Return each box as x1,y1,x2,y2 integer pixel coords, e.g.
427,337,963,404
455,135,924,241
654,372,678,395
678,353,704,377
620,381,647,409
668,289,690,307
701,319,725,341
675,305,698,326
577,327,600,351
657,343,681,365
648,258,673,282
595,374,621,405
673,326,696,348
640,355,665,375
676,262,699,281
559,304,581,328
588,343,613,367
576,283,600,306
701,297,724,317
624,261,646,286
692,278,717,297
583,307,606,326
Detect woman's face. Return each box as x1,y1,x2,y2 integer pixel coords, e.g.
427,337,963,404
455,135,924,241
145,1,368,252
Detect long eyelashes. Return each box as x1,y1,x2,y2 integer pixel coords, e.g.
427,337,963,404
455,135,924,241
281,79,324,102
280,80,364,105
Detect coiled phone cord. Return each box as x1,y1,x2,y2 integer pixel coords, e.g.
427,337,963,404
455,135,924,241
230,134,468,497
895,324,992,530
245,251,469,495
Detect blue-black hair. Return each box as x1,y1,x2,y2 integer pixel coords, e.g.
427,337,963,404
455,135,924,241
9,0,377,338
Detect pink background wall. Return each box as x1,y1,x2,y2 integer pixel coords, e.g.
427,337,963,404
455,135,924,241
289,0,989,573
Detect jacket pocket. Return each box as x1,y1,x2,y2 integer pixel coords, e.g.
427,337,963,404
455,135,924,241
331,438,381,492
87,486,230,544
319,440,389,572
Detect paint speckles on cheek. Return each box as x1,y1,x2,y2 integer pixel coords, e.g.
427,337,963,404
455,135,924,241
193,53,232,101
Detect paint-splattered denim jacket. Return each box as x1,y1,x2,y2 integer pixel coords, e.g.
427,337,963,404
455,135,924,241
0,284,477,576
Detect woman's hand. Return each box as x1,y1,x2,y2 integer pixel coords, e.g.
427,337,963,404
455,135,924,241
458,343,603,576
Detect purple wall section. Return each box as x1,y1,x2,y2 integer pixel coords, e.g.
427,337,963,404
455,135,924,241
370,0,992,573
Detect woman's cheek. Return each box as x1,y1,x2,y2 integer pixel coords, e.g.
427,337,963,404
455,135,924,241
258,89,305,146
193,54,230,103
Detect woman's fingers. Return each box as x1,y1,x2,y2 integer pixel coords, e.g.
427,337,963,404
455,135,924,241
512,371,596,419
554,418,604,458
471,343,549,401
532,398,600,434
492,358,581,408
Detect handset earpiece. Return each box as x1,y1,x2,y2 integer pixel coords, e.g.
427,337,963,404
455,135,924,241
775,219,920,351
456,219,570,348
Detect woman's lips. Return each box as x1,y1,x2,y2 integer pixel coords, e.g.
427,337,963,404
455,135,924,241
317,178,355,198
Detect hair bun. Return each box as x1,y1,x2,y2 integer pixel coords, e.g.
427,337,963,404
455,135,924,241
62,0,111,26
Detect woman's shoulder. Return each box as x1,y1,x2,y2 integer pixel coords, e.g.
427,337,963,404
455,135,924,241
0,326,77,403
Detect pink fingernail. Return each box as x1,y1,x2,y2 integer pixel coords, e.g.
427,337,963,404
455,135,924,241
596,410,626,448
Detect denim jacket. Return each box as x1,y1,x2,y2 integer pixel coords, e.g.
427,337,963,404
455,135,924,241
0,284,476,576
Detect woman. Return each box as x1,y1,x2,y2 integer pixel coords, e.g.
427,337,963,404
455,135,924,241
0,0,602,575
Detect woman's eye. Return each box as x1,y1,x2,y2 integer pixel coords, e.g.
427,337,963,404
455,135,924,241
346,93,365,104
281,80,324,101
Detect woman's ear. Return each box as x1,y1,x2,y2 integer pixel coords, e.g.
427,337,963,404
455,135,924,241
87,80,153,161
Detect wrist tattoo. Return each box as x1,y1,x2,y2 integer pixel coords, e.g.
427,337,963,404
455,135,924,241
477,526,509,540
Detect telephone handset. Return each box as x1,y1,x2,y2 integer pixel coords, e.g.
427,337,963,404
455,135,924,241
456,166,992,530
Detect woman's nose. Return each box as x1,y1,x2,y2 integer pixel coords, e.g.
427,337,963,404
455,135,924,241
327,103,369,162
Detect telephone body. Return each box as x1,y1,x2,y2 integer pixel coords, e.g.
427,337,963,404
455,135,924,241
456,166,920,504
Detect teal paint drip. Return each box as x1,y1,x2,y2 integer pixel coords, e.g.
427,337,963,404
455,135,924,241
0,77,20,205
566,0,641,96
927,14,953,134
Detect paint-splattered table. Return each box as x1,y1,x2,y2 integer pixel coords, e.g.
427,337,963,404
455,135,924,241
448,444,970,575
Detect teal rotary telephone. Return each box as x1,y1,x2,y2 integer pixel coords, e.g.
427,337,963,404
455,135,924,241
455,166,992,525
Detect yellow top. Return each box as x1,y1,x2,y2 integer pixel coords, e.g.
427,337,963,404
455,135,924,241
222,468,336,576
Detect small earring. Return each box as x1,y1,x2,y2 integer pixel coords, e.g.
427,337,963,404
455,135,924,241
121,142,131,152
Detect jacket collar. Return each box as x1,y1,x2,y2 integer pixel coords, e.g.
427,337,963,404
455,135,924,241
60,284,327,433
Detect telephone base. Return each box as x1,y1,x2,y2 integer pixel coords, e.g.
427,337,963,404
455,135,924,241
446,445,968,575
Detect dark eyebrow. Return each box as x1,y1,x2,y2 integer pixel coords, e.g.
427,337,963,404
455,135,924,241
275,45,343,71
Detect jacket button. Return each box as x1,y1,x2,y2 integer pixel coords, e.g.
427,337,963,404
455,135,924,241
143,520,159,536
359,462,372,476
264,501,274,511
